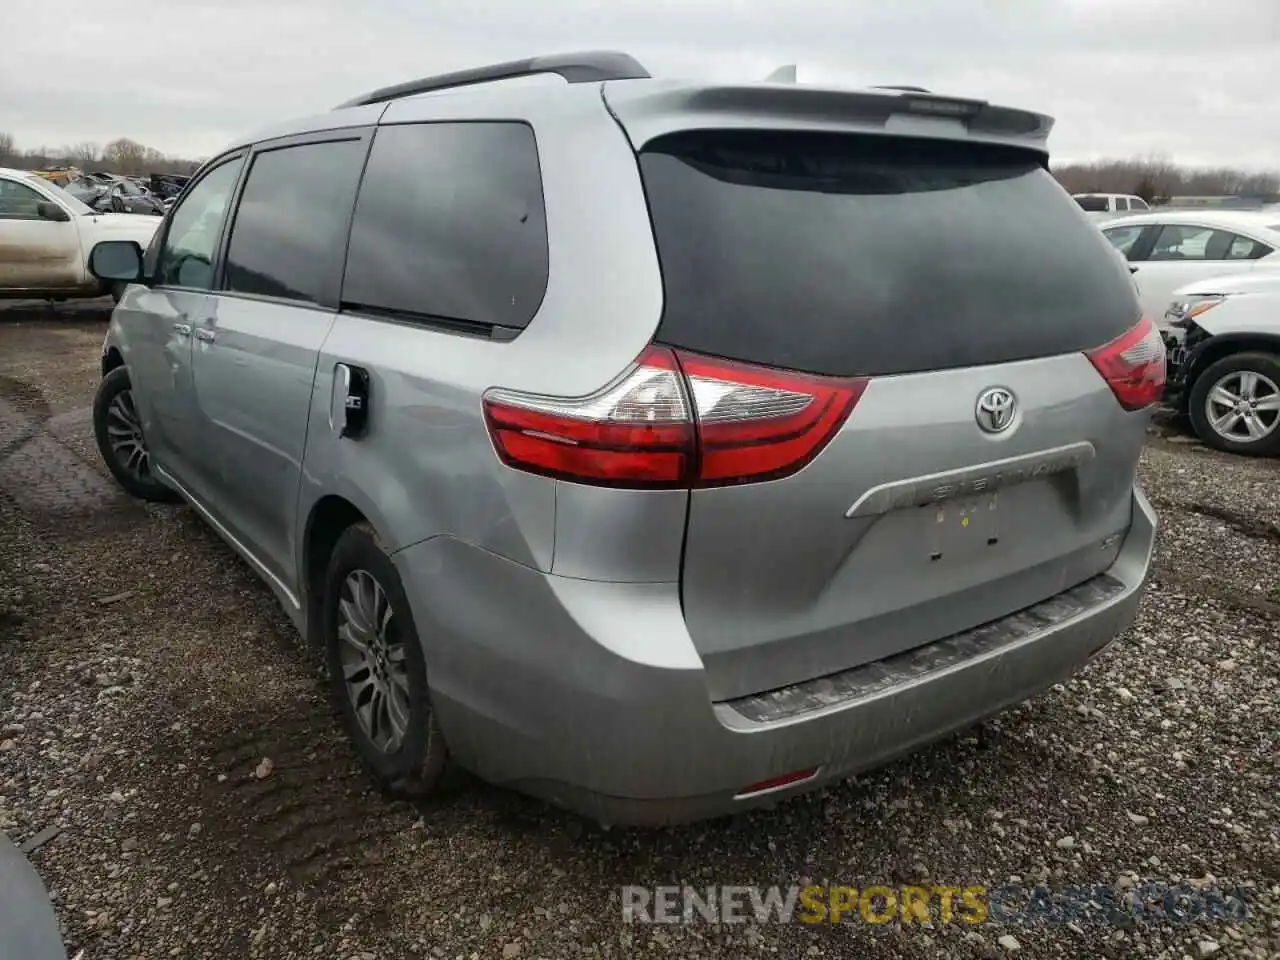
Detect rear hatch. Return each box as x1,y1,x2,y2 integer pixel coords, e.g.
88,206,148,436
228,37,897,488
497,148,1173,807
637,128,1152,701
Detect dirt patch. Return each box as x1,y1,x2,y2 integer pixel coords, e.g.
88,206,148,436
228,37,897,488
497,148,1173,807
1,316,1277,960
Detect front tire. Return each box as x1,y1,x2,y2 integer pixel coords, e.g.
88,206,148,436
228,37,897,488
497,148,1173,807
92,367,180,501
323,522,447,799
1188,352,1280,456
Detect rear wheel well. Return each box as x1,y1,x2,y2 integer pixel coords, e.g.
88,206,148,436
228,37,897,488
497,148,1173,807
102,347,124,377
1182,334,1280,409
304,496,368,646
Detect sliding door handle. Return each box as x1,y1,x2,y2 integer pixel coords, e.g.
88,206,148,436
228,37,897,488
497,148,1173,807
194,328,216,344
330,363,370,439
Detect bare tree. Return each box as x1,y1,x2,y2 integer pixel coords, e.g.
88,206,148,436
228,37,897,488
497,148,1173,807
102,137,150,176
0,131,15,163
64,141,100,167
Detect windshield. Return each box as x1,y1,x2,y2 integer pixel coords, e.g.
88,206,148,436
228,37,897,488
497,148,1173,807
33,179,96,216
1074,195,1109,212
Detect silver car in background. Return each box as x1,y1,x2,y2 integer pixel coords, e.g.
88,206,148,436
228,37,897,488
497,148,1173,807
87,52,1162,825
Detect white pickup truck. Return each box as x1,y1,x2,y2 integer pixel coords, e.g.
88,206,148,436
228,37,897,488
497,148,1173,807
1073,193,1151,224
0,166,162,302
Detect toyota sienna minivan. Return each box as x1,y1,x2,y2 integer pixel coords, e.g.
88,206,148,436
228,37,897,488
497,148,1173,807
87,51,1161,824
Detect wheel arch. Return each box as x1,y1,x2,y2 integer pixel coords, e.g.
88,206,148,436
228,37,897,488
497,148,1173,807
1185,332,1280,395
102,346,125,377
301,494,369,647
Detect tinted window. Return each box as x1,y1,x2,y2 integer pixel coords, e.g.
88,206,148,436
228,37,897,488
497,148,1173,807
1075,195,1109,212
1103,224,1147,259
343,122,548,329
641,131,1139,378
0,179,50,220
1149,224,1238,261
156,158,243,289
222,139,366,304
1227,234,1273,260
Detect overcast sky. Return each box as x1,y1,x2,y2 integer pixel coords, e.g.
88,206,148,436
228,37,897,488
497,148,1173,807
3,0,1278,169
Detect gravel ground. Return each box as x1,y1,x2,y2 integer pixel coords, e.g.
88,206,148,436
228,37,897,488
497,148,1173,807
0,307,1277,960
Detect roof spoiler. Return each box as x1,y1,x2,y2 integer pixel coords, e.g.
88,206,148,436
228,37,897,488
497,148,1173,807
337,51,650,109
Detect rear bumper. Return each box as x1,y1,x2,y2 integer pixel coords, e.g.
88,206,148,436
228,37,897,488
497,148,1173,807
394,486,1156,826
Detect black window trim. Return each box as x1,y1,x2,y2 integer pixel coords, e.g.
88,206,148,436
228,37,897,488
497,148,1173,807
1103,222,1159,263
1226,231,1275,261
212,126,377,311
335,118,549,341
150,150,249,293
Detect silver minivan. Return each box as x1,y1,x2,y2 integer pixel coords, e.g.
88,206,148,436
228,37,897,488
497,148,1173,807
88,52,1162,825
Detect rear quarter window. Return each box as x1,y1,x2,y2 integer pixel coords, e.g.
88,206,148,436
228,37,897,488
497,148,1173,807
641,130,1140,378
341,121,549,331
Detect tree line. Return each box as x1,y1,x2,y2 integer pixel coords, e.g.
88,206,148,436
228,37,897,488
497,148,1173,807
0,132,201,177
1050,156,1278,203
2,130,1275,203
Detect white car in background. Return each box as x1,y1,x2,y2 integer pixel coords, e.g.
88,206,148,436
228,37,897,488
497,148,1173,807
1074,192,1150,223
1100,210,1280,329
1162,269,1280,455
0,166,162,303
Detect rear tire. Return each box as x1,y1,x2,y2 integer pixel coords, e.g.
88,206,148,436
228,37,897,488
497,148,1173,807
1188,352,1280,456
92,367,180,501
323,522,447,799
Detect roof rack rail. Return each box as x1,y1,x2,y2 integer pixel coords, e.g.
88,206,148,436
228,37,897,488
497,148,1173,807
337,51,650,109
872,84,932,93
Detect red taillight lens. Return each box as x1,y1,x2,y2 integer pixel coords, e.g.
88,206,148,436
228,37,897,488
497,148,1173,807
1085,316,1166,411
482,347,867,488
482,346,695,488
676,352,867,486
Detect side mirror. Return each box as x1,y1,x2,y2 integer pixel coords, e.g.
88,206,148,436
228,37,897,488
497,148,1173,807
89,240,144,283
35,201,70,223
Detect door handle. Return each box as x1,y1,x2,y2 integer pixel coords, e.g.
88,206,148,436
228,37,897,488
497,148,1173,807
195,328,216,344
330,363,370,439
173,321,191,337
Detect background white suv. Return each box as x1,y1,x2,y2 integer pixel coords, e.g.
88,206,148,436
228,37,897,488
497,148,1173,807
1163,269,1280,454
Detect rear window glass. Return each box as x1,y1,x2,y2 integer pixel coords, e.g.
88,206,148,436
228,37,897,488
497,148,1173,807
641,131,1140,378
342,122,549,330
1075,195,1110,212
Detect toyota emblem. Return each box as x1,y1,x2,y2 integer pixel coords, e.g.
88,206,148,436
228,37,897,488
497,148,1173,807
975,387,1017,434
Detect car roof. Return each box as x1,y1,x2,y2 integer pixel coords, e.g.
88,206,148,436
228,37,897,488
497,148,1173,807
1102,210,1280,234
220,51,1056,159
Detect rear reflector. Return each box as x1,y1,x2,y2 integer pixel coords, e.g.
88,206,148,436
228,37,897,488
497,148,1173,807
482,347,867,488
735,767,820,799
1085,316,1166,411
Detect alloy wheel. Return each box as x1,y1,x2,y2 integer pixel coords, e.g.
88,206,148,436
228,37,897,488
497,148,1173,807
336,569,411,754
1204,370,1280,444
105,389,152,479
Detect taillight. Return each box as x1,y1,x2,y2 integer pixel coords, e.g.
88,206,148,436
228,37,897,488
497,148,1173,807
482,347,867,488
676,352,867,486
1085,316,1166,411
482,346,694,488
